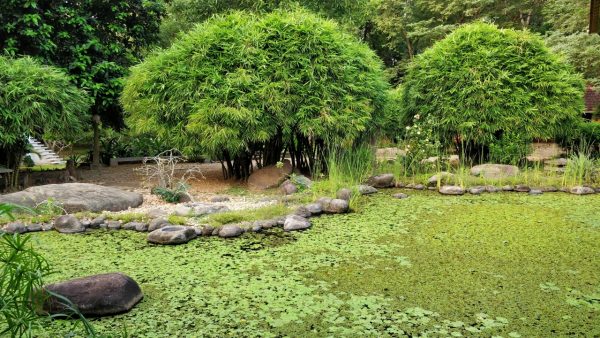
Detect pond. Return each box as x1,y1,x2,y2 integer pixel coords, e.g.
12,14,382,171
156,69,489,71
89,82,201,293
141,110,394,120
31,191,600,337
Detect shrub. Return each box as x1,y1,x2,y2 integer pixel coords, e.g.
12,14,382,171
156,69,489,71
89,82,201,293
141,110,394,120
122,9,391,179
399,22,585,163
0,56,90,188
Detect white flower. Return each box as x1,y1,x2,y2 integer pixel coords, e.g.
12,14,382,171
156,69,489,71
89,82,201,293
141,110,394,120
405,126,411,130
414,114,421,120
416,131,421,135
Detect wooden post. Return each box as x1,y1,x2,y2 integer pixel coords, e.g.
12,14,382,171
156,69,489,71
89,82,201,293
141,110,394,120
92,114,101,169
591,0,600,34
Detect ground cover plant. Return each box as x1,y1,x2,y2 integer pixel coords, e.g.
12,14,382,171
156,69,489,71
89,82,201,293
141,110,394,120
399,22,585,163
122,9,393,179
26,192,600,337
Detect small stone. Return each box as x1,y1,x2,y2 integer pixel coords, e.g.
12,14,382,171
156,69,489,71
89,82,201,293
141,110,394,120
502,185,514,191
4,222,27,234
54,215,85,234
283,215,311,231
135,223,149,232
211,228,220,236
515,185,531,193
201,225,215,236
336,188,353,201
26,223,42,232
123,222,143,231
275,216,286,226
218,225,243,238
358,185,378,195
469,186,485,195
366,173,395,188
280,180,298,195
107,221,121,230
395,181,406,188
41,223,53,231
191,226,203,236
540,186,558,192
147,226,197,245
484,185,500,193
250,223,262,232
190,203,230,216
294,206,312,218
529,189,543,195
392,193,408,199
413,184,425,190
210,195,231,203
318,197,349,214
90,215,106,229
439,185,465,195
256,219,277,229
305,203,323,216
427,186,436,191
148,218,169,232
173,205,193,217
427,172,455,186
570,186,595,195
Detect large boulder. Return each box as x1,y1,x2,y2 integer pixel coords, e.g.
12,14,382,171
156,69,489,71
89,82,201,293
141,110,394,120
0,183,143,212
247,160,292,190
42,273,143,317
470,164,520,179
54,215,85,234
147,226,197,245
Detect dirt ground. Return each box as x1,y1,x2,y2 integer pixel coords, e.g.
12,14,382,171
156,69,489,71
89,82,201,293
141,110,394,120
78,162,243,194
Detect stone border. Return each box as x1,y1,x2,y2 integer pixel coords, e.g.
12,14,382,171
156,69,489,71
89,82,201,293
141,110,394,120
2,173,598,242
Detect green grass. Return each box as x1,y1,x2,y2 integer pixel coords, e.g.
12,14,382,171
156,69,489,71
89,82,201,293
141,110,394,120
26,191,600,337
200,204,291,227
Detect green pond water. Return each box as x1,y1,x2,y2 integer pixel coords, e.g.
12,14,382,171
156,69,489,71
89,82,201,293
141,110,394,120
31,191,600,337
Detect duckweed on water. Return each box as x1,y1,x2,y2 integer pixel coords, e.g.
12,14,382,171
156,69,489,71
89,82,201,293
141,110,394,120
30,191,600,337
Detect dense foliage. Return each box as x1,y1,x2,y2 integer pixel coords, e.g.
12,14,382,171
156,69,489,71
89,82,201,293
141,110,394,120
0,56,90,187
399,22,585,163
0,0,165,129
123,10,391,179
546,32,600,88
159,0,374,46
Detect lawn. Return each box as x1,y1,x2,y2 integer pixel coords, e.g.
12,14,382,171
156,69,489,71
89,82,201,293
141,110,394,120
31,191,600,337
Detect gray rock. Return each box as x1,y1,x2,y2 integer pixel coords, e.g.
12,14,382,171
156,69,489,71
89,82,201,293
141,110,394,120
515,185,531,193
502,185,514,191
427,172,455,186
41,223,53,231
146,208,168,218
292,175,313,189
395,181,406,188
81,220,91,228
439,185,465,195
4,222,27,234
190,203,229,216
135,222,149,232
275,216,287,226
469,186,485,195
427,186,437,191
529,189,543,195
470,164,520,179
255,219,277,229
0,183,143,212
540,186,558,192
392,193,409,199
42,273,143,317
123,222,144,231
147,226,197,245
283,215,311,231
570,186,595,195
406,183,425,190
148,218,169,232
367,173,395,188
89,215,106,229
294,206,312,218
54,215,85,234
280,180,298,195
106,221,121,230
27,223,42,232
201,225,215,236
358,185,378,195
251,224,262,232
305,203,323,216
173,205,193,216
318,197,349,214
336,188,353,201
484,185,500,193
210,195,231,203
191,226,204,236
218,225,243,238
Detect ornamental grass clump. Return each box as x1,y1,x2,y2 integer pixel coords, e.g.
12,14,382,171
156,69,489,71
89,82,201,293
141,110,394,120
399,22,585,164
122,9,392,179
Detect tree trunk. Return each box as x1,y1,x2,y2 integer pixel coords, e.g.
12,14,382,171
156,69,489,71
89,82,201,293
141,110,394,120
92,114,101,169
591,0,600,34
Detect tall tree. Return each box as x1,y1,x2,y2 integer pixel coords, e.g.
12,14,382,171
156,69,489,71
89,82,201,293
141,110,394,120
591,0,600,33
0,0,165,166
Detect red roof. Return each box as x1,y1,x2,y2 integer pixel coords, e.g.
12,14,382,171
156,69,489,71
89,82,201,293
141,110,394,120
585,85,600,113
